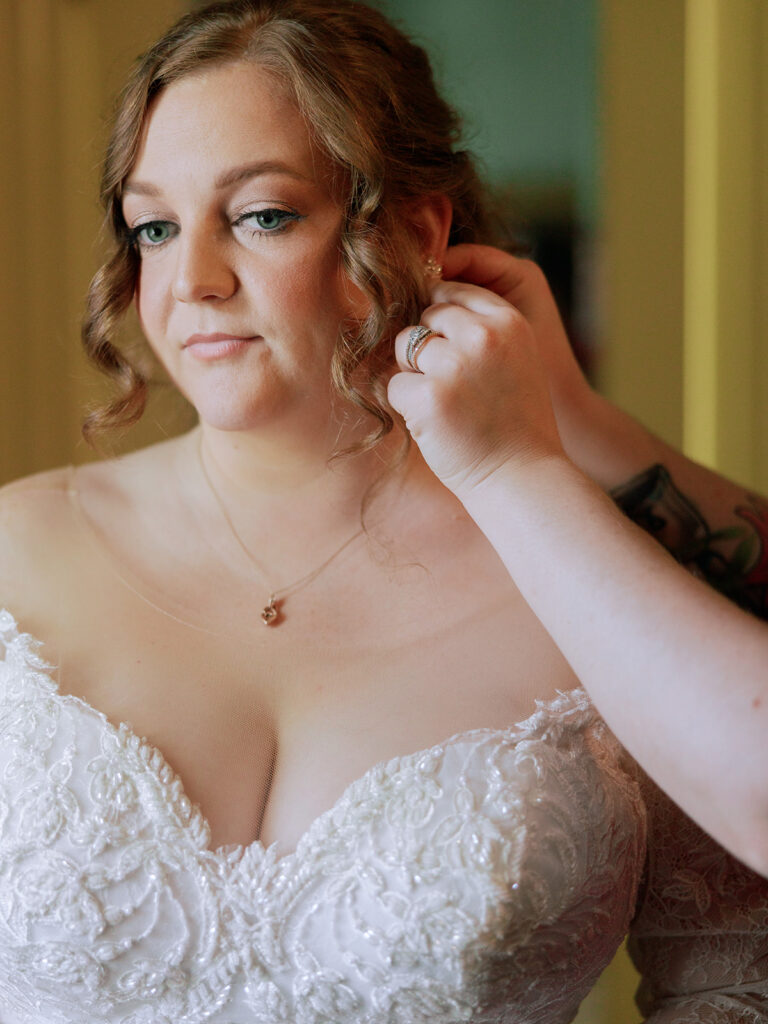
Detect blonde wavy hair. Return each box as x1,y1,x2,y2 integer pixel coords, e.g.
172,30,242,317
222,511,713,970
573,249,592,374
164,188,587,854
82,0,495,453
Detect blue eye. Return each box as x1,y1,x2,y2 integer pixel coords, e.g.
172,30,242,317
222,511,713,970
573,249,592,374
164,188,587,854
238,208,301,234
131,221,176,248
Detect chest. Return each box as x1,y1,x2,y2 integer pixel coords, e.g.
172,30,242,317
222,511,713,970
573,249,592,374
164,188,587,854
5,480,590,851
17,546,578,854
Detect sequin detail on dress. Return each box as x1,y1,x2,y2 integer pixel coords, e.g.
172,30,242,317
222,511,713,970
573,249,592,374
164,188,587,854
0,608,645,1023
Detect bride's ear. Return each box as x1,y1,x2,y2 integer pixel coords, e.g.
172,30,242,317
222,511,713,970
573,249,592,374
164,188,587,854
407,194,453,263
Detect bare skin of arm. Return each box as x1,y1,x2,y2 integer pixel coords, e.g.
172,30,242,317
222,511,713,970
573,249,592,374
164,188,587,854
388,245,768,877
444,244,768,623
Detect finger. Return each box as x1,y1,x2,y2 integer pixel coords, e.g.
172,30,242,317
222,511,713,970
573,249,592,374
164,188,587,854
442,243,521,286
387,367,432,435
394,324,451,375
421,302,501,349
429,277,513,316
441,245,542,311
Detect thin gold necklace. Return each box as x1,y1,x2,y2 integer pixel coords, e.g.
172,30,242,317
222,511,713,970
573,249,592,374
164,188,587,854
198,437,365,627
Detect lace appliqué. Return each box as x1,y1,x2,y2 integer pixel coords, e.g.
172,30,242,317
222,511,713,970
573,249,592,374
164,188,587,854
0,609,645,1024
628,762,768,1023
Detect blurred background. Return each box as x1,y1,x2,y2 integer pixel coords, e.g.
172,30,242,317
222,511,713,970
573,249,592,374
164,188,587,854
1,1,767,1016
2,0,767,491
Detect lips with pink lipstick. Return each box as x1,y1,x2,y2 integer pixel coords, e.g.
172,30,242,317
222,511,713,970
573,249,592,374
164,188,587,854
182,332,260,360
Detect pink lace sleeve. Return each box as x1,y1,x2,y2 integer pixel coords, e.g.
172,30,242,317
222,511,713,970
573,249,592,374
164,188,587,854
628,764,768,1022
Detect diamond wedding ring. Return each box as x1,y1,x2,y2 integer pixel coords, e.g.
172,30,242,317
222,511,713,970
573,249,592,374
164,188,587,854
405,325,440,373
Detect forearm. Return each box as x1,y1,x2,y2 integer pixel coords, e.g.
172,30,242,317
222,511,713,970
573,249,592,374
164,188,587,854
461,454,768,876
565,391,768,619
441,245,768,617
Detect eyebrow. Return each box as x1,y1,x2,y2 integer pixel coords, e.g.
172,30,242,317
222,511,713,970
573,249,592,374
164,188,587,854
123,160,312,198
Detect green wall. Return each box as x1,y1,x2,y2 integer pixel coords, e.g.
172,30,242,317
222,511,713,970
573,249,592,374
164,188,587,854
374,0,598,225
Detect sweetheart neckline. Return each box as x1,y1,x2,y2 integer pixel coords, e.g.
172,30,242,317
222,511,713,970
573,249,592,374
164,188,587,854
0,605,592,866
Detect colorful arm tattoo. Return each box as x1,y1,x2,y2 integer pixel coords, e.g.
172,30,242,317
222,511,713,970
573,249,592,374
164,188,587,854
611,464,768,620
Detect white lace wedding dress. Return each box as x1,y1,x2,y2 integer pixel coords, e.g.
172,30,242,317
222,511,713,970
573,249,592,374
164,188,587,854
0,608,766,1023
628,766,768,1022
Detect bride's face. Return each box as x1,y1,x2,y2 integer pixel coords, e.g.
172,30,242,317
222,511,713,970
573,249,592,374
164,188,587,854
123,62,366,432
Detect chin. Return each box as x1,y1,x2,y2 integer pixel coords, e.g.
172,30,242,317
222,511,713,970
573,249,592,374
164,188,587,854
191,400,285,434
171,355,333,436
181,379,287,434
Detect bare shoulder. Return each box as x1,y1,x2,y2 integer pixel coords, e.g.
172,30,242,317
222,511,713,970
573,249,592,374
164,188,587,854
0,465,74,543
0,464,72,499
0,433,190,515
0,466,79,622
0,434,190,615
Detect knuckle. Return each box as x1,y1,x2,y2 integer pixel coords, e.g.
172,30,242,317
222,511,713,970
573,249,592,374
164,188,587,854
432,376,463,416
518,257,545,285
420,380,442,414
498,306,529,339
387,371,411,404
422,301,450,322
468,321,493,348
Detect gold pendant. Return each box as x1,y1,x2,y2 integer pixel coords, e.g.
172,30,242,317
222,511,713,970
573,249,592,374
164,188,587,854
261,597,279,626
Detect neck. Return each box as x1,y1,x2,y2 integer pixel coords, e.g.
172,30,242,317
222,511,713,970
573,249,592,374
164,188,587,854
184,412,431,575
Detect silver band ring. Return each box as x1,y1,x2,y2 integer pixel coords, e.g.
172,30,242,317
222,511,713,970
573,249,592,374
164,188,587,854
406,325,439,373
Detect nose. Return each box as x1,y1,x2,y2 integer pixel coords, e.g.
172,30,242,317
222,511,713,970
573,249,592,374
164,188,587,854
171,226,237,303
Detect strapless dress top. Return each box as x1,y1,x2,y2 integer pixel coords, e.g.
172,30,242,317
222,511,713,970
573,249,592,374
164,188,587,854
0,608,647,1023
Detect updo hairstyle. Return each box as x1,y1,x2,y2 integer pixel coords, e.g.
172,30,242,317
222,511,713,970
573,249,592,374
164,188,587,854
82,0,495,453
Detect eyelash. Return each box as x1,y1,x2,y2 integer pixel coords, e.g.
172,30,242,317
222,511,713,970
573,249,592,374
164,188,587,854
128,208,303,250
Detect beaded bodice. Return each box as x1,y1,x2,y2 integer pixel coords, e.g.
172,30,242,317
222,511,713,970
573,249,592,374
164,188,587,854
0,608,646,1023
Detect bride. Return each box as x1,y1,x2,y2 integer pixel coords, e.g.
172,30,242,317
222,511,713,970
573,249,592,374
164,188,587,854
1,1,766,1021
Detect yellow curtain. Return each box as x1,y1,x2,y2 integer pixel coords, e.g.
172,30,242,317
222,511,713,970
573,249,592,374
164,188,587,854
0,0,186,486
599,0,768,494
579,2,768,1018
682,0,768,490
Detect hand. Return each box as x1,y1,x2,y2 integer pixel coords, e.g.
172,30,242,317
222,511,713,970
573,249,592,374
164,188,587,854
440,245,597,446
387,277,565,502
